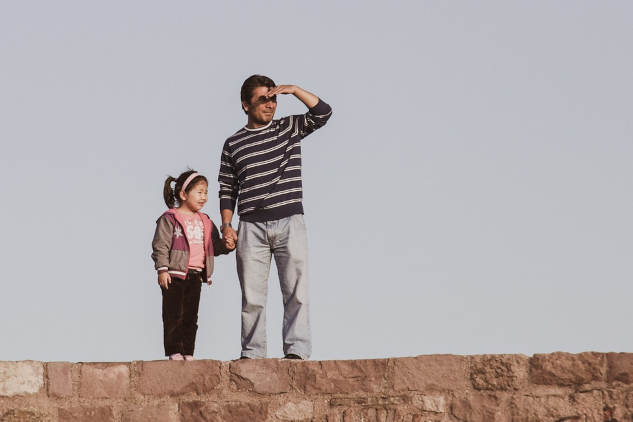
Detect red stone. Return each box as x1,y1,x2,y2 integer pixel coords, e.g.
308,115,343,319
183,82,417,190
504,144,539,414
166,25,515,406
80,363,130,398
179,400,268,422
121,403,179,422
531,352,605,386
392,355,468,391
229,359,291,394
452,393,502,422
47,362,73,398
295,359,388,394
0,409,47,422
135,360,221,396
58,406,114,422
469,354,529,390
607,353,633,384
510,391,602,422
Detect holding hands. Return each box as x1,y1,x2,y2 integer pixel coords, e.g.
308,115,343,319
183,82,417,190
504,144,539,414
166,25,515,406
222,225,237,251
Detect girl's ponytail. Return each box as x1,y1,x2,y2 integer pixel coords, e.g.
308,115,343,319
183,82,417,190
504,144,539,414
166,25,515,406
162,169,207,209
163,176,177,209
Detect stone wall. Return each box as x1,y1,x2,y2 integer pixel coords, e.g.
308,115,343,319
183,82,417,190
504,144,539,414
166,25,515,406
1,352,633,421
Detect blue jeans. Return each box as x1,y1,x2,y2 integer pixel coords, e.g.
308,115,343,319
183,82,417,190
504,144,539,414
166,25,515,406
237,214,311,359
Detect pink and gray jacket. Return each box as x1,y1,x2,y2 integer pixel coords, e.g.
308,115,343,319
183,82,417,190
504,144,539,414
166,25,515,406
151,209,232,283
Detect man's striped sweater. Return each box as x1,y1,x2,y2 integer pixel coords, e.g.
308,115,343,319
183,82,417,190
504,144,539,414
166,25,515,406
218,99,332,222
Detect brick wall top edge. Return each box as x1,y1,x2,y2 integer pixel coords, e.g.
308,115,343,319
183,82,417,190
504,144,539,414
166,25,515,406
1,352,630,364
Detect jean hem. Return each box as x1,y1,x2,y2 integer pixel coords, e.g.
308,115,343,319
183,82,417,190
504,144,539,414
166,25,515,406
241,353,265,359
284,352,309,360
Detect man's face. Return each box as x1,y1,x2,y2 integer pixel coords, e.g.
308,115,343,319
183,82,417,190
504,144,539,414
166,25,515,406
243,86,277,128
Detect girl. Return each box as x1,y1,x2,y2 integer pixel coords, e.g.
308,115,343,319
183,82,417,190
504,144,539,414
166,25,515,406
151,169,234,361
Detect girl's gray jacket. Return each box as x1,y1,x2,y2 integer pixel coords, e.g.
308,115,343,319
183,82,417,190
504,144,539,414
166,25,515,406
151,209,232,283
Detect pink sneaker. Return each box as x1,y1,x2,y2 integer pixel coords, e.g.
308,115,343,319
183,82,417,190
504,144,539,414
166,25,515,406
169,353,184,361
184,355,195,361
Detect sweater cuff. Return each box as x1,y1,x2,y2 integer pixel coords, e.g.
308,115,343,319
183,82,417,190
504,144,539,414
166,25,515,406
220,202,236,214
309,99,331,115
157,267,168,274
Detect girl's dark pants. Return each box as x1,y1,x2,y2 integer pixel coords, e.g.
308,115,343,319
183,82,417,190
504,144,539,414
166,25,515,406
162,270,203,356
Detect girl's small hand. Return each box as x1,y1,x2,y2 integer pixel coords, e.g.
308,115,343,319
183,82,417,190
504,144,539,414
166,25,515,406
158,272,171,289
224,237,236,251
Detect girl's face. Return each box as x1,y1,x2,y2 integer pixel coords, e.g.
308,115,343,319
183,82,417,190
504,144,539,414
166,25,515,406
179,181,208,214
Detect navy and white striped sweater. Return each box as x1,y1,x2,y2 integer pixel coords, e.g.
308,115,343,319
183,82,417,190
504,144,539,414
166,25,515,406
218,99,332,222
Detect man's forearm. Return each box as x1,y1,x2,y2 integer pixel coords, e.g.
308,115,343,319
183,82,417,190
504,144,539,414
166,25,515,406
221,209,234,225
293,86,319,109
220,208,238,242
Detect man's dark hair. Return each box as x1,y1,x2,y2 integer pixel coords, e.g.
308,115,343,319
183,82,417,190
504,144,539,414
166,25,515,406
240,75,276,114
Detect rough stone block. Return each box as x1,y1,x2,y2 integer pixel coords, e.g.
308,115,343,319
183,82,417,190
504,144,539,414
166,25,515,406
122,402,179,422
364,408,396,422
0,409,47,422
602,401,626,422
411,395,446,413
452,393,502,422
179,401,268,422
531,352,605,386
80,363,130,398
327,407,416,422
136,360,221,396
229,359,291,394
47,362,72,398
0,361,44,397
360,408,380,422
275,401,314,421
295,359,388,394
58,406,114,422
392,355,468,392
511,391,602,422
470,354,528,390
607,353,633,384
330,396,406,407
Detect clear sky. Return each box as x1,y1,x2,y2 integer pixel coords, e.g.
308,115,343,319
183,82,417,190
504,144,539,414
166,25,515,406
1,1,632,363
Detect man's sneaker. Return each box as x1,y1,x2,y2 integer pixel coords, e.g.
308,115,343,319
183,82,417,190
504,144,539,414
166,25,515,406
184,355,195,361
283,353,304,360
169,353,184,361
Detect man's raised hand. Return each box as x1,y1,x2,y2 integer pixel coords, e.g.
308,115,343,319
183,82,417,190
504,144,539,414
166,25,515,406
265,85,297,97
266,85,319,108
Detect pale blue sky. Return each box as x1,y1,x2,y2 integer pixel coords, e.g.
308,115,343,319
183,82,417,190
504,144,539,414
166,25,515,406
1,1,632,362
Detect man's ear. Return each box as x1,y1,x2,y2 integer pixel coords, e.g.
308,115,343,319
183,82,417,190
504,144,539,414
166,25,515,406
242,100,249,113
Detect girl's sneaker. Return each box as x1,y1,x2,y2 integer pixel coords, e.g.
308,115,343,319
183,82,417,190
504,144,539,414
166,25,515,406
184,355,195,361
169,353,184,360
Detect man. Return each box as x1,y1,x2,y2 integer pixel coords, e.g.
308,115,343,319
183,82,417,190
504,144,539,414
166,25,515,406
218,75,332,360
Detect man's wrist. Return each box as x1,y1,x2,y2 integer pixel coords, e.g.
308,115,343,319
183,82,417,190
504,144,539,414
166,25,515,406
221,222,232,231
